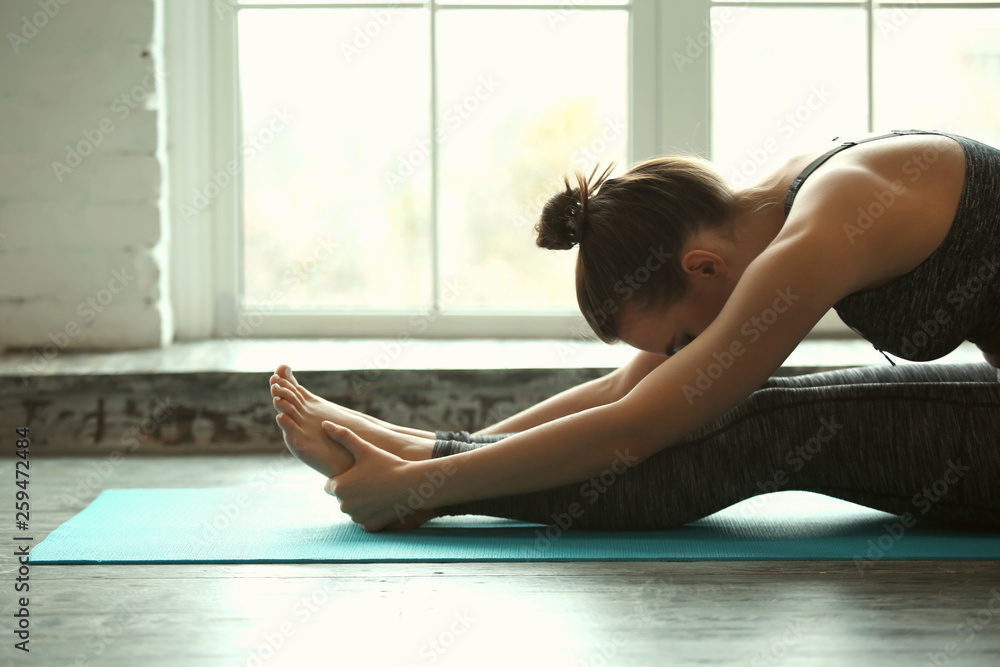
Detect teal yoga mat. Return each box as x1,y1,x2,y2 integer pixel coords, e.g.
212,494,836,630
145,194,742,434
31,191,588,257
28,486,1000,564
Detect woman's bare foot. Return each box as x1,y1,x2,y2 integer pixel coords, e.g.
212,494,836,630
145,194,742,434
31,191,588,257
269,365,434,463
270,367,435,479
270,366,439,529
271,364,437,441
272,397,354,479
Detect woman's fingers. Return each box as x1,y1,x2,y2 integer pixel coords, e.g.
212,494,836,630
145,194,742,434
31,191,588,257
322,421,386,464
319,424,412,532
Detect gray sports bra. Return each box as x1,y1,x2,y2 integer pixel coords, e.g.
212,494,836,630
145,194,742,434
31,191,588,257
784,129,1000,362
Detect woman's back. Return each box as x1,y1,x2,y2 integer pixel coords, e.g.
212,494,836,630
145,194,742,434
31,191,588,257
763,130,1000,362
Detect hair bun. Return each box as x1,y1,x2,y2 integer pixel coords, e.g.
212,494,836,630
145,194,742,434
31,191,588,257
536,184,582,250
534,163,615,251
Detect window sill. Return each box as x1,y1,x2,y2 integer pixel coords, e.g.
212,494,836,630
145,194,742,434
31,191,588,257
0,337,985,376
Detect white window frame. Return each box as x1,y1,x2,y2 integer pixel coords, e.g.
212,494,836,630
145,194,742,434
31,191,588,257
165,0,704,339
170,0,981,340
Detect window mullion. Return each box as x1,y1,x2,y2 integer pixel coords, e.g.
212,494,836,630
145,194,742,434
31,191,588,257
659,0,711,157
866,0,874,131
630,0,658,163
430,0,442,316
167,0,240,340
213,2,242,339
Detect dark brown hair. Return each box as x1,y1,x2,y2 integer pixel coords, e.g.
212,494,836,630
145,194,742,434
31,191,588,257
535,157,737,343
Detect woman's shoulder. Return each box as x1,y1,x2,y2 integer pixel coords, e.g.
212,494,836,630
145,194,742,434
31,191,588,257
783,131,965,211
776,132,966,291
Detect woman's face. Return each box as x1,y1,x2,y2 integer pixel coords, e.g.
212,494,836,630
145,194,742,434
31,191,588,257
617,276,732,356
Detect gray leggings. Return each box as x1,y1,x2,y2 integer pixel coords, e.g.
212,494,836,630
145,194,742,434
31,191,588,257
432,362,1000,530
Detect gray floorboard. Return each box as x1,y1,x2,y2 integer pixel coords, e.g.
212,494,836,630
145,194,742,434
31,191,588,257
1,455,998,666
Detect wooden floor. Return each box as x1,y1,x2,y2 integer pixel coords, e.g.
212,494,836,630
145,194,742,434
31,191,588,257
2,454,999,667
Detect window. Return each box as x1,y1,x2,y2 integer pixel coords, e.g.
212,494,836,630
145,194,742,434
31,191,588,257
183,0,635,339
710,0,1000,187
167,1,1000,341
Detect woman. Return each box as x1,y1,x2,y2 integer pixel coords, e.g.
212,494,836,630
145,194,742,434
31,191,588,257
269,128,1000,532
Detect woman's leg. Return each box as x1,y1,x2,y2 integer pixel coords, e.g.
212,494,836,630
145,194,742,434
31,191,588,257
434,431,512,444
435,363,997,442
757,361,998,387
431,362,1000,530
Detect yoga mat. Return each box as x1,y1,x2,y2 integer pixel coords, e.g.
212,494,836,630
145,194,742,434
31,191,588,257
28,486,1000,564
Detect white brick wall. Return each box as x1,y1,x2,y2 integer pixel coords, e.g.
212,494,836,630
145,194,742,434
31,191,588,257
0,0,170,351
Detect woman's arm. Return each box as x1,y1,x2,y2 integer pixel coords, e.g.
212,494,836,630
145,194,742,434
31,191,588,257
424,237,849,500
329,227,868,530
474,351,667,435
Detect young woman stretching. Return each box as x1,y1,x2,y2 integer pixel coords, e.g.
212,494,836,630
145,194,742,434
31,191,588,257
269,129,1000,532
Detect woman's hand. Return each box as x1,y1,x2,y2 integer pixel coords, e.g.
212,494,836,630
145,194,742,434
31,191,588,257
321,421,425,532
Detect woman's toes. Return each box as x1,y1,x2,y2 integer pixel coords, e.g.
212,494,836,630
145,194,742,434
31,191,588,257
276,376,299,394
275,412,294,430
273,396,302,420
277,364,298,385
272,385,299,404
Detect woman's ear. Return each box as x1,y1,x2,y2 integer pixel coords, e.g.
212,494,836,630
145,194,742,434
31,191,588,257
681,250,728,279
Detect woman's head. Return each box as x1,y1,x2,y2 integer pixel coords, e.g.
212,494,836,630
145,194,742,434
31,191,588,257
535,156,739,346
